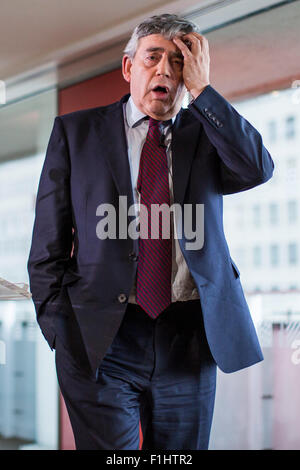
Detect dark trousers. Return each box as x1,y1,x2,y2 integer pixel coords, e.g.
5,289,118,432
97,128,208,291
55,300,217,450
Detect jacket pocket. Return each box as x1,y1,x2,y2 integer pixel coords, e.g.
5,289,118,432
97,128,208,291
230,259,240,285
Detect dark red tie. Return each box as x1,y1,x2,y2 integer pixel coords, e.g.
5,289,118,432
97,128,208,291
136,118,172,319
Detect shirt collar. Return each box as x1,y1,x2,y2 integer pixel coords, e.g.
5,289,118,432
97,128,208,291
125,95,176,128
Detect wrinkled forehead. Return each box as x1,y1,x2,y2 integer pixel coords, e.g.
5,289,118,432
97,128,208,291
136,33,184,56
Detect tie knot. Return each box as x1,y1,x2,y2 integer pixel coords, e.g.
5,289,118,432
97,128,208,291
148,117,173,129
148,117,160,128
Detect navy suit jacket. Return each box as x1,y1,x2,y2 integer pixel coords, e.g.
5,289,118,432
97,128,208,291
27,85,274,375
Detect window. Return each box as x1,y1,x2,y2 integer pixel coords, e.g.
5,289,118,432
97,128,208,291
271,285,279,292
270,244,279,266
192,0,300,451
269,203,279,225
253,204,261,227
285,116,296,139
253,286,262,293
253,245,262,267
288,243,298,265
289,285,298,291
0,88,59,450
287,200,297,223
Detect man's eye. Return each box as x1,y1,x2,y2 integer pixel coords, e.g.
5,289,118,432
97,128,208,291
173,59,183,67
146,55,157,61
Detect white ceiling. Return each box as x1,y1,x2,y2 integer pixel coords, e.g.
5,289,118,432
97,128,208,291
0,0,208,80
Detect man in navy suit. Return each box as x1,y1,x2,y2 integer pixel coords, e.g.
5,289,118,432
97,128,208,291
27,14,274,450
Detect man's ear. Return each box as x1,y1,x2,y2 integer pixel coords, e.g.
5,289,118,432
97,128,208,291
122,55,132,83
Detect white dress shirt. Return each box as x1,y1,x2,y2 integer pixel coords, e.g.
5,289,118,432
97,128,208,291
123,96,199,303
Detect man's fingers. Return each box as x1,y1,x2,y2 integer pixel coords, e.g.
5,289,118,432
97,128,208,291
183,32,209,54
199,34,209,54
173,36,192,58
183,34,201,54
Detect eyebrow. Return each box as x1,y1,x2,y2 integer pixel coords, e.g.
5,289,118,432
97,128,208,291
144,47,183,59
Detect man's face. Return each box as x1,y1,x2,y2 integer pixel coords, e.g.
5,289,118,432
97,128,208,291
122,34,186,120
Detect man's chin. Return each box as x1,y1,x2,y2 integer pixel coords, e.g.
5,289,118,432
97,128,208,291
147,101,174,119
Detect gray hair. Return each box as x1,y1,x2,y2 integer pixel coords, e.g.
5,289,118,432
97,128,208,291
123,13,200,59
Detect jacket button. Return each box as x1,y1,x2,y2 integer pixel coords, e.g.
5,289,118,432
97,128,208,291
129,251,138,261
118,293,127,303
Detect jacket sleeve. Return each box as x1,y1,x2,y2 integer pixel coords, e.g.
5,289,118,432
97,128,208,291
27,116,73,348
188,85,274,194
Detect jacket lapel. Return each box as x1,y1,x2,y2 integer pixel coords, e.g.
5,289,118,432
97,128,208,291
94,94,135,209
171,112,201,207
94,96,201,212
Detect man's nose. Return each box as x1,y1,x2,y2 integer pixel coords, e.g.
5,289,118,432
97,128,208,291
156,54,172,77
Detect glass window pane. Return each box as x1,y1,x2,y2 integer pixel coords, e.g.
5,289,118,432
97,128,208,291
287,200,297,223
288,243,298,265
0,88,59,450
286,116,296,139
270,244,279,266
253,246,262,267
269,203,279,225
210,85,300,450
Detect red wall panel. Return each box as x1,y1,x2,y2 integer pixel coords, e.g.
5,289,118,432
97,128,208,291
59,67,129,115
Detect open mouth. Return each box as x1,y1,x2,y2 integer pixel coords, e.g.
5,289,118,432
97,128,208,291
152,85,169,97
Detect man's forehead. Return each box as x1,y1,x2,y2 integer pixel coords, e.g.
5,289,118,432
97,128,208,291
137,33,182,54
